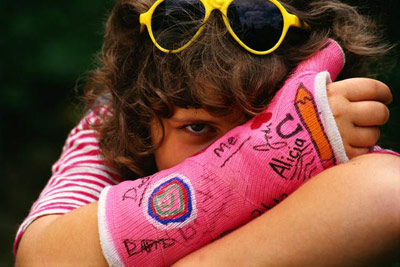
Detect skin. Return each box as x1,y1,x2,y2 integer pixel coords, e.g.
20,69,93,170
15,78,397,266
326,78,391,158
153,78,391,169
151,107,247,170
174,153,400,266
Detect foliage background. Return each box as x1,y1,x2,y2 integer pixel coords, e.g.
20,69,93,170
0,0,399,265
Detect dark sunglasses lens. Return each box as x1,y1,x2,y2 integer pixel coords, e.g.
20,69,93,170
227,0,284,51
151,0,205,50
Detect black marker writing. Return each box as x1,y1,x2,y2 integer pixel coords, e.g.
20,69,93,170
214,137,237,157
220,136,251,168
197,189,213,203
122,187,137,202
212,229,235,242
269,139,310,179
276,113,303,139
124,238,175,257
178,225,197,241
138,176,153,207
251,193,288,216
253,123,287,152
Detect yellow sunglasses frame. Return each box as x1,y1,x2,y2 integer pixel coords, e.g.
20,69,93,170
140,0,309,55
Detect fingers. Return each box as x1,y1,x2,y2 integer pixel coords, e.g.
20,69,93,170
350,101,390,126
345,146,370,159
327,78,393,160
344,126,381,159
330,78,393,104
347,126,381,148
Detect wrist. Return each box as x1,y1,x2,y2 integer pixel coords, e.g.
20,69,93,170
314,71,348,164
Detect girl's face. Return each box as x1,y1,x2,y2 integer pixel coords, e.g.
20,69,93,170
151,107,246,171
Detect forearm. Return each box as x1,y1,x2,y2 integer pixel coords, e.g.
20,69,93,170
15,203,107,267
16,154,400,266
175,154,400,266
96,41,351,266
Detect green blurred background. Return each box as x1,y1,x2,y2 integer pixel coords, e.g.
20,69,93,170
0,0,399,265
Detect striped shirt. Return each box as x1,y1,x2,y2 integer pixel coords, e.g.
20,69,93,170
14,107,122,253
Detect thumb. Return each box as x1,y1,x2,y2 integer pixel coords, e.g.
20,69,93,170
292,39,345,81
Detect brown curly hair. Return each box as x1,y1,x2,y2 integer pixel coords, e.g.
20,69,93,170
83,0,392,180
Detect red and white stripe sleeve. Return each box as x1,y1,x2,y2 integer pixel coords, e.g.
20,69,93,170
14,107,122,253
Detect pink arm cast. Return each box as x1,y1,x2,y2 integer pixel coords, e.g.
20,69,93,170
97,39,351,266
14,40,399,264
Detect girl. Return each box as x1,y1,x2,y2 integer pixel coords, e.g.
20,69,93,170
15,0,399,265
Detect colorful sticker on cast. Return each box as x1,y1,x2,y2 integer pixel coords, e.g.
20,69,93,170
144,174,197,229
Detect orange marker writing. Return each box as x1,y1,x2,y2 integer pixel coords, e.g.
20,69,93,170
294,83,336,166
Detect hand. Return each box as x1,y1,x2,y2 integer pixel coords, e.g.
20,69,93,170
327,78,392,159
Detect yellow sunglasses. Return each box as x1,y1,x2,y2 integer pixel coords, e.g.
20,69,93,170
140,0,309,55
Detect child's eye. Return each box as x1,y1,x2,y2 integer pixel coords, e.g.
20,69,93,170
183,124,215,136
